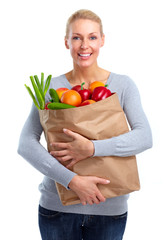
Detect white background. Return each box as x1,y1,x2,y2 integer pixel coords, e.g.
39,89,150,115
1,0,166,239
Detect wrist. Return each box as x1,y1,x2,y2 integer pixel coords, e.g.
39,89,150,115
68,175,79,190
88,140,95,157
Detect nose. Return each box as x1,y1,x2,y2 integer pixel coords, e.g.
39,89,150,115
81,39,88,49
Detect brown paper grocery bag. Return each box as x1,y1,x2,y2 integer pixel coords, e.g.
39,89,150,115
39,93,140,206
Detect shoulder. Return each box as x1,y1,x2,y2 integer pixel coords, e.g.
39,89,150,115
111,72,139,94
47,73,72,89
49,74,67,88
109,72,140,108
111,72,136,87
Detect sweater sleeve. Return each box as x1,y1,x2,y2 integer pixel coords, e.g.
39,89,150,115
17,103,77,189
92,78,153,157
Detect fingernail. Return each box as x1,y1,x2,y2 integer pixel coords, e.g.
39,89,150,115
106,180,110,183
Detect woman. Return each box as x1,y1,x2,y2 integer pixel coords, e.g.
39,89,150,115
18,9,152,240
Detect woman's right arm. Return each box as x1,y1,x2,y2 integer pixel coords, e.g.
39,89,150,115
17,103,77,189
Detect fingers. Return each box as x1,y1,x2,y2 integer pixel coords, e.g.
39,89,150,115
63,128,79,139
90,197,100,205
50,150,73,162
80,196,103,206
69,176,108,206
81,201,87,206
96,191,106,203
50,142,68,149
50,150,67,157
94,177,110,185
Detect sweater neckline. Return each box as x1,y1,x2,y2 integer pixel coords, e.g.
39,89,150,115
62,72,113,89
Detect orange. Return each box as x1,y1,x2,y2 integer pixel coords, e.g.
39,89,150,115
89,81,105,93
61,90,82,106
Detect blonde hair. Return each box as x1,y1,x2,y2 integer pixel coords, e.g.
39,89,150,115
65,9,103,38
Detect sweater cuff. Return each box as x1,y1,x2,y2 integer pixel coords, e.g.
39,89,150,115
63,172,77,190
91,138,117,157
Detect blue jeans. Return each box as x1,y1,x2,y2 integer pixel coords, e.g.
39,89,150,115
38,205,127,240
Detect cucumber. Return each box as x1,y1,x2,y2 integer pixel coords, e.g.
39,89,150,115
49,88,60,102
47,102,76,110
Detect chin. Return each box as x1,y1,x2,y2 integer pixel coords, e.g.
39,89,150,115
76,60,96,68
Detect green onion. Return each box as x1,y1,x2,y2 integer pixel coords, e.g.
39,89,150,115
41,72,44,91
24,73,52,110
34,75,45,101
44,74,52,96
30,76,45,109
24,84,40,109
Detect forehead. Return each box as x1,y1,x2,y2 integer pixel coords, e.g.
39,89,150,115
69,19,100,34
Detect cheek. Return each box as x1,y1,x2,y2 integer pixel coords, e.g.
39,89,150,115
92,44,101,55
69,43,79,56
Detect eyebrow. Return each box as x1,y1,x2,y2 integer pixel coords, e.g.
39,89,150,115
72,32,98,35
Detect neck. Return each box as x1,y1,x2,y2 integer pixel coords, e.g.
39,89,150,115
68,63,107,87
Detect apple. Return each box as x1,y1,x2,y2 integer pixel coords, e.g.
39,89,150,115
56,88,69,99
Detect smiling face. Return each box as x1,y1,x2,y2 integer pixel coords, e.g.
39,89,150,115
65,19,105,69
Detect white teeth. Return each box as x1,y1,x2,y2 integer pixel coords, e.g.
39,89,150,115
79,53,91,57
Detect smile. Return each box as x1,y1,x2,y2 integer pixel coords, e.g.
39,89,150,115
78,53,92,57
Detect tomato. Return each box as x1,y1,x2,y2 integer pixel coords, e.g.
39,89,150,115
56,88,69,99
61,90,82,107
89,81,105,93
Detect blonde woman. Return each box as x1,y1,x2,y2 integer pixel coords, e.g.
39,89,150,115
18,9,152,240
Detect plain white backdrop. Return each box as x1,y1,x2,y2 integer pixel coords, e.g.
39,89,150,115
1,0,166,239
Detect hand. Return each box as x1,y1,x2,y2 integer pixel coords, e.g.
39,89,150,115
68,175,110,205
50,128,94,168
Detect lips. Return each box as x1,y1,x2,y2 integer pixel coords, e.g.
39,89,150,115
78,53,92,57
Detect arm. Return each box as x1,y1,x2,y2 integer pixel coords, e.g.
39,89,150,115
17,104,109,205
50,78,152,162
92,78,153,157
17,103,77,189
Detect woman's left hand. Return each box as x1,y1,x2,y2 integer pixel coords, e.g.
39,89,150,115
50,128,94,168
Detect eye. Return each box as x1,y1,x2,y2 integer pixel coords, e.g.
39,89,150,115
72,36,80,40
90,36,97,40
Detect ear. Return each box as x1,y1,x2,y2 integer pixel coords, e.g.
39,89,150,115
65,37,70,49
100,34,105,47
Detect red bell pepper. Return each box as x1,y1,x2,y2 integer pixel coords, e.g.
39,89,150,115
45,101,52,109
71,84,84,92
78,82,91,102
91,86,111,101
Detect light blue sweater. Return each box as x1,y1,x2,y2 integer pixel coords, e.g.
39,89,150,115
17,72,152,215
